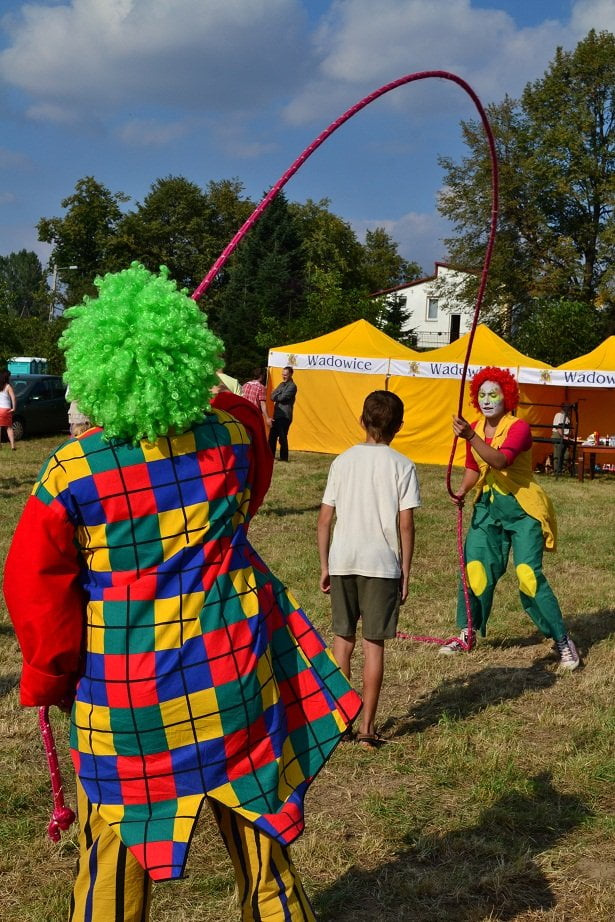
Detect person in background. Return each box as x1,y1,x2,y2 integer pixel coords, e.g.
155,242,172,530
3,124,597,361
3,263,360,922
551,403,572,475
66,386,91,437
215,370,242,395
441,367,580,672
0,369,17,450
318,391,420,749
242,367,271,428
268,365,297,462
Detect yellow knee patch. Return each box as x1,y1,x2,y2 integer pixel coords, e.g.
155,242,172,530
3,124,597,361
516,563,537,597
466,560,488,596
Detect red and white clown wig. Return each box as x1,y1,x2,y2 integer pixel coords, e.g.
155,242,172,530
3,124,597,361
470,366,519,414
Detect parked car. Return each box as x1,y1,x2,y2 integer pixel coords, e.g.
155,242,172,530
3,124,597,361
10,374,69,441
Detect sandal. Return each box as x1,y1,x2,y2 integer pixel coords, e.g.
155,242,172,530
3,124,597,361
357,733,385,750
340,728,355,743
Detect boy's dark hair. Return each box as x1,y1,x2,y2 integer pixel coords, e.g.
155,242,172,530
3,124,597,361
361,391,404,443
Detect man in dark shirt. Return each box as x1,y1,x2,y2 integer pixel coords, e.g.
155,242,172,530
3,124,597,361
268,365,297,461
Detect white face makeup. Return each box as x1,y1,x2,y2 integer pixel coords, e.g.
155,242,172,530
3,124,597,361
477,380,504,418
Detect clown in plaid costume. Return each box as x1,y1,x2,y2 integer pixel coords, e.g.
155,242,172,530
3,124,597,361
4,264,361,921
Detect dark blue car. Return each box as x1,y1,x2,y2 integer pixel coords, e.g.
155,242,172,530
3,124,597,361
10,374,69,441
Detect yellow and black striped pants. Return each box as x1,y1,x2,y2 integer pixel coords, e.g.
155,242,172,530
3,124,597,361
69,781,316,922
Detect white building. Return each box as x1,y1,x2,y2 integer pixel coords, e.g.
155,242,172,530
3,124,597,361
374,262,473,349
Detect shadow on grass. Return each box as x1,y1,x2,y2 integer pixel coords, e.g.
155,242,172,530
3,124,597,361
0,475,36,497
0,672,19,697
494,609,614,659
314,773,590,922
382,660,556,737
260,504,322,517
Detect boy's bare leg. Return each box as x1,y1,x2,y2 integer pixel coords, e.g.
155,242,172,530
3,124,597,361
332,634,355,679
359,638,384,737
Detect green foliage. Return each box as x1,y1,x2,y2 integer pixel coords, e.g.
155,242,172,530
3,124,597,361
37,176,130,306
111,176,212,290
35,176,427,375
290,198,365,290
377,293,416,345
0,250,48,318
512,299,605,365
0,315,67,373
438,30,615,348
111,176,256,298
213,192,307,376
361,226,421,293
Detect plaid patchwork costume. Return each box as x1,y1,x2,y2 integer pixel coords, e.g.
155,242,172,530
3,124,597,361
4,394,361,882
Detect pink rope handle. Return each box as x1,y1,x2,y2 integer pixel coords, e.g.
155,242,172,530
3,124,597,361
191,70,498,652
38,706,76,842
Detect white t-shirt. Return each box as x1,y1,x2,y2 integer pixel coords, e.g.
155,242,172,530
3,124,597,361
322,443,421,579
552,410,571,437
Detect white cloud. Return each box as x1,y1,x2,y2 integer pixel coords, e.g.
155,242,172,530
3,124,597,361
0,0,310,118
283,0,611,126
0,190,17,204
571,0,615,34
213,121,278,159
351,209,451,273
26,102,82,125
117,118,193,146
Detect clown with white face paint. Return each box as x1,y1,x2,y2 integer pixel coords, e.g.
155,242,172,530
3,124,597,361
442,366,580,671
476,380,504,417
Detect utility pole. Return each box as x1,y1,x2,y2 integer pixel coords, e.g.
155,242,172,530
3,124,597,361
49,264,78,321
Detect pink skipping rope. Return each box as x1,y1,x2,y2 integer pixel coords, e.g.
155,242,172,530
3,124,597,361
191,70,499,651
39,70,498,839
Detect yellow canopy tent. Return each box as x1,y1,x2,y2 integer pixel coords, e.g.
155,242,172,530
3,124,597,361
267,319,420,455
388,325,563,466
518,336,615,442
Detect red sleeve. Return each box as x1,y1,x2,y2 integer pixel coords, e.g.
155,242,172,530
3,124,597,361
211,392,273,517
499,419,532,465
3,495,86,706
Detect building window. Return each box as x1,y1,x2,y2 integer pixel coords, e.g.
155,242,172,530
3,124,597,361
427,297,438,320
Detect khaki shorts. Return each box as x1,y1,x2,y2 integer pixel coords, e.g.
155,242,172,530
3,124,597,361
330,574,400,640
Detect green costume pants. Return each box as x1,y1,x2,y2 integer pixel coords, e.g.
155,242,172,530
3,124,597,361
456,489,566,641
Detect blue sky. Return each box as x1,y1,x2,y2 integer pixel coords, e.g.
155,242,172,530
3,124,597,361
1,0,613,281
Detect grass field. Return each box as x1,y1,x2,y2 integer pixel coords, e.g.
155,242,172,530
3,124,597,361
1,437,614,921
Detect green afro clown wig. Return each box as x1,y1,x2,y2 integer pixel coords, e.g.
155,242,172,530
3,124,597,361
60,262,224,442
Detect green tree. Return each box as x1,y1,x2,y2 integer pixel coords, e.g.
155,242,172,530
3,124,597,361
290,199,365,287
513,299,604,365
201,178,255,274
0,315,67,373
189,178,255,324
438,30,615,346
361,227,421,293
0,250,48,318
287,198,381,339
214,192,306,378
377,292,416,345
113,176,214,291
37,176,129,306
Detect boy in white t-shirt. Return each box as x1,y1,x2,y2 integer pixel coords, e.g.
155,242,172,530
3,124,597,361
317,391,421,749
